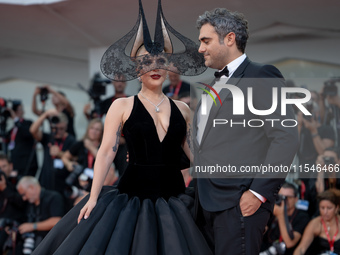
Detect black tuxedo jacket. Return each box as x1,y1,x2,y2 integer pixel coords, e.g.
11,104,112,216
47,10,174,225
193,57,299,212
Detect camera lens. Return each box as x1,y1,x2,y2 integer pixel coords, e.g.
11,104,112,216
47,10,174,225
50,116,60,124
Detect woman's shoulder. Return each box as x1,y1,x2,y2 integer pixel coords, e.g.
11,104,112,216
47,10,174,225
107,96,135,111
307,216,322,235
106,96,135,123
112,95,135,105
172,99,191,121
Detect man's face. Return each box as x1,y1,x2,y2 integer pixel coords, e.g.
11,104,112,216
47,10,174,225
113,80,126,94
322,150,339,174
198,23,229,70
0,159,13,176
17,185,38,204
279,187,297,212
168,72,180,86
15,105,24,118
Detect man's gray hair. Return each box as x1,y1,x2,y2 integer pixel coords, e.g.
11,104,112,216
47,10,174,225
197,8,249,53
17,176,40,189
58,112,68,125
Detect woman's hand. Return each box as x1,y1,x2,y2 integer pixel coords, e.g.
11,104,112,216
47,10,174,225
77,198,97,224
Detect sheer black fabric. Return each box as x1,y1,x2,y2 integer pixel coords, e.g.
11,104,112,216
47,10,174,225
100,0,206,81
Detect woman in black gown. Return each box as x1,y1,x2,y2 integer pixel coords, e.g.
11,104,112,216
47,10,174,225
31,0,211,254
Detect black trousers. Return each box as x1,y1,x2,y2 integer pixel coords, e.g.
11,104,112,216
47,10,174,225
200,205,270,255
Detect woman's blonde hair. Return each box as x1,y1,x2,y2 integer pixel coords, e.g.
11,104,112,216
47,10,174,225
83,118,103,142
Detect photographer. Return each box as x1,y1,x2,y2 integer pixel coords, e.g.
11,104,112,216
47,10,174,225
319,79,340,144
0,154,26,253
29,110,75,191
315,147,340,194
83,74,128,120
82,74,128,175
16,176,63,253
297,99,335,216
61,118,103,208
6,101,38,177
32,85,76,138
261,182,310,255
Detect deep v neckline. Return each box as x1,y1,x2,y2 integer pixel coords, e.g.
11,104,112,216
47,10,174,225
136,95,172,143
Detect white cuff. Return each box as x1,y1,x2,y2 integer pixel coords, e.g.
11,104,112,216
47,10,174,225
249,189,266,203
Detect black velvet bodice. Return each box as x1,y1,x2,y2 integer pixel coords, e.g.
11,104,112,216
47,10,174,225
117,95,186,202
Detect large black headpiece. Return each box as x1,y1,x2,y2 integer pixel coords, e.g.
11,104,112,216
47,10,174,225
100,0,207,81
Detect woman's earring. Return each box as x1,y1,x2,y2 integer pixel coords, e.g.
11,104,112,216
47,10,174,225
138,77,142,82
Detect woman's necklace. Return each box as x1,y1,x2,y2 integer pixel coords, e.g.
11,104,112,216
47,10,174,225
139,92,165,113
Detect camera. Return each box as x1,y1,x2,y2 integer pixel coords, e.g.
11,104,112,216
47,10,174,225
39,87,49,102
260,241,286,255
0,98,21,138
90,73,110,98
324,81,338,97
49,116,60,125
22,232,35,254
323,78,340,97
64,165,85,199
0,98,11,118
275,194,287,205
78,73,111,117
64,185,86,200
323,156,335,165
65,164,84,187
0,218,19,230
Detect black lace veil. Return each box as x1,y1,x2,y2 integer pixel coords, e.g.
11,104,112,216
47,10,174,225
100,0,207,81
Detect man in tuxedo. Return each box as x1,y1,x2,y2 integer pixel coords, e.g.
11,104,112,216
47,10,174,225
193,8,299,255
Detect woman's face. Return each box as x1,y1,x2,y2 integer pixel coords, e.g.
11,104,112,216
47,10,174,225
137,47,168,87
87,122,103,141
319,200,338,221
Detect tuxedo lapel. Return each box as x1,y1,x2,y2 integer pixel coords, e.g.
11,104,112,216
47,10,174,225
199,57,251,147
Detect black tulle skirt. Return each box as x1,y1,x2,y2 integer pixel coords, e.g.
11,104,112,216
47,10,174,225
31,186,212,255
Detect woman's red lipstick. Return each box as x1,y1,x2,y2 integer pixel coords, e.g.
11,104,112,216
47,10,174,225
151,74,161,79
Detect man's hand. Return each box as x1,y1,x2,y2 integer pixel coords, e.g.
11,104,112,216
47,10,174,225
44,109,59,118
273,201,284,217
33,87,41,96
302,117,318,134
239,190,262,217
18,223,35,234
49,143,61,158
0,175,7,191
6,107,16,119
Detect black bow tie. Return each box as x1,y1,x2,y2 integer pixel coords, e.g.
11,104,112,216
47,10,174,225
214,66,229,79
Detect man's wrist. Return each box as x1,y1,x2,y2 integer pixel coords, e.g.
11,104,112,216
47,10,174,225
311,132,319,138
32,222,37,231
